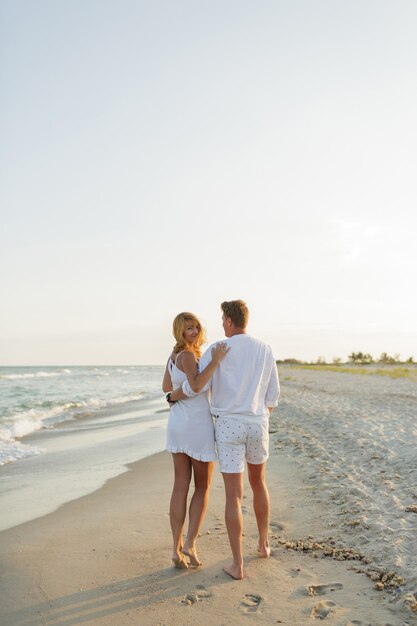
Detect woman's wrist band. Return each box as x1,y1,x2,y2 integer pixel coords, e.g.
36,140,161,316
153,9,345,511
166,392,176,403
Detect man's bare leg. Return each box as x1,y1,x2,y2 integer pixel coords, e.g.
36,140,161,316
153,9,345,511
222,472,244,579
247,462,270,557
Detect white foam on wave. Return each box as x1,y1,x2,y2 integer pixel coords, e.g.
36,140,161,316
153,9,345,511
0,430,42,466
0,369,72,380
5,404,77,436
109,392,146,405
0,359,166,470
0,391,154,466
5,392,149,436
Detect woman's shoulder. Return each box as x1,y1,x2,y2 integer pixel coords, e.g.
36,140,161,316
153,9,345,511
174,350,197,361
175,349,197,365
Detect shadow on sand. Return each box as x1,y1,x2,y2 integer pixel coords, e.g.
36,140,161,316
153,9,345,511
3,559,242,626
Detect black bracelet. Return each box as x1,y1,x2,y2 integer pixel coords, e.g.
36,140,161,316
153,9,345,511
166,392,175,404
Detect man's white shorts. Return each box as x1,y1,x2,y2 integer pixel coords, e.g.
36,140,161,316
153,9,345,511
215,417,269,473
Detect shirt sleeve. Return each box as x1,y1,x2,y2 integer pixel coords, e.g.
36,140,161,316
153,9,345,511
266,354,280,407
181,345,213,398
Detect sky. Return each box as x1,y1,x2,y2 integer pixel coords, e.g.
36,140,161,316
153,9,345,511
1,0,416,365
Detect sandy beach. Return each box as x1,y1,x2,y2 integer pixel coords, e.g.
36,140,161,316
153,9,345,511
1,366,416,625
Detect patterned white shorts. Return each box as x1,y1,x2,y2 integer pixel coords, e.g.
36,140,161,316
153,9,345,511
215,417,269,473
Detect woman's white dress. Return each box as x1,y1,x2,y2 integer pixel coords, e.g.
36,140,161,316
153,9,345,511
166,355,217,461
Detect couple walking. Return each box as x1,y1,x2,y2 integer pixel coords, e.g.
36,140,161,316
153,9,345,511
162,300,280,579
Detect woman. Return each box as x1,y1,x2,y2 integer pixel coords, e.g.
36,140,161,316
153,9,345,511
163,311,229,569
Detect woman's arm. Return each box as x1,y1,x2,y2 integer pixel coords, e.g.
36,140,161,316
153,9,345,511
176,343,229,393
162,357,174,393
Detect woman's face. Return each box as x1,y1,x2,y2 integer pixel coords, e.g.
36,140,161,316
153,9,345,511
183,321,200,345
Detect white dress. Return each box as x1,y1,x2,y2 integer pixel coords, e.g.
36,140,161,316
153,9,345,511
166,353,217,461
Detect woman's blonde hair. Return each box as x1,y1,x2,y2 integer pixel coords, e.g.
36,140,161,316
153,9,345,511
172,312,206,358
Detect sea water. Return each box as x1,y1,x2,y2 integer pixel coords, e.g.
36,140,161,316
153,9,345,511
0,365,168,529
0,365,165,466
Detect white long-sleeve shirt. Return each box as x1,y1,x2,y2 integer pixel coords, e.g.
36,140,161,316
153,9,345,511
182,334,280,423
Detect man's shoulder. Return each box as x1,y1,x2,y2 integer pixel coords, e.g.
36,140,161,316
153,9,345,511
227,334,273,357
203,340,223,351
245,334,272,350
201,341,222,359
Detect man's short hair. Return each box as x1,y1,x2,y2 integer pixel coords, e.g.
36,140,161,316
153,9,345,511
221,300,249,329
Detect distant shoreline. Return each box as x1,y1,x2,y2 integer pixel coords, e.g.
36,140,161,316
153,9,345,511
277,362,417,380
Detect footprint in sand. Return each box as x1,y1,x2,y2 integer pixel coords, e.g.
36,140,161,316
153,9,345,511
269,521,286,532
307,583,343,596
181,585,212,605
241,593,262,613
310,600,336,619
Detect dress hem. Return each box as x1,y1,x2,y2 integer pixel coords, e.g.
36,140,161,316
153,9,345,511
166,447,217,462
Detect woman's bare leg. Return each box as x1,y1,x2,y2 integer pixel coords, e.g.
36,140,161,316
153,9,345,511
182,460,214,566
170,453,192,567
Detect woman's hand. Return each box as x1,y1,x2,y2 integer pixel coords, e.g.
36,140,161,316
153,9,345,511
178,343,230,394
211,342,230,364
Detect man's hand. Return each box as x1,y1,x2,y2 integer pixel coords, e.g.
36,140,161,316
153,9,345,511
166,393,176,407
169,386,187,402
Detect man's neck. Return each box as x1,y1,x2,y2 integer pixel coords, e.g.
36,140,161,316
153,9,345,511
228,328,246,337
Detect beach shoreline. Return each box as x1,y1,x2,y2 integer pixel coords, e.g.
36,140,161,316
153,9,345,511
1,442,415,624
0,396,168,531
1,366,416,625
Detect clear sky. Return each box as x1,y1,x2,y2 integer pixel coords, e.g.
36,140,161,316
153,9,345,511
1,0,416,365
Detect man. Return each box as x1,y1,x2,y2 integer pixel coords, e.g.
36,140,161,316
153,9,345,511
169,300,280,579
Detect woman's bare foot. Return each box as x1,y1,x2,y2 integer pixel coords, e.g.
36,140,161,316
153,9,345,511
257,542,271,558
172,552,188,569
181,545,202,567
223,562,244,580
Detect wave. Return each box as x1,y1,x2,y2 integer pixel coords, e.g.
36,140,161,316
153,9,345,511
0,369,72,380
0,390,161,466
0,430,43,466
4,404,78,437
0,365,165,466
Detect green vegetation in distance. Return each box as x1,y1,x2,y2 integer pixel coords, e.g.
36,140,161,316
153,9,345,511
277,352,415,366
288,365,416,380
276,353,416,381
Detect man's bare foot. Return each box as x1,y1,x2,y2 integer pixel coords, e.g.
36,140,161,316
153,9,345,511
223,563,244,580
181,546,202,567
257,543,271,558
172,553,188,569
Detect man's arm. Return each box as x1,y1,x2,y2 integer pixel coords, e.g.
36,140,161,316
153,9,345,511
169,386,187,402
266,356,280,409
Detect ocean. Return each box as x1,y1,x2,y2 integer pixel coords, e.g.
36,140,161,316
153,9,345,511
0,365,168,530
0,365,166,466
